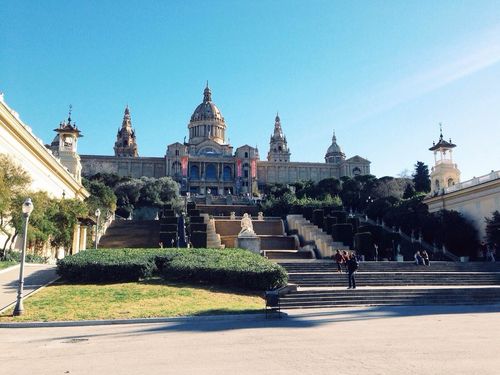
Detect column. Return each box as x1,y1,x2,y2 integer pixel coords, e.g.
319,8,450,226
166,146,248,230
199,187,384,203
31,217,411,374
79,226,87,251
72,224,81,255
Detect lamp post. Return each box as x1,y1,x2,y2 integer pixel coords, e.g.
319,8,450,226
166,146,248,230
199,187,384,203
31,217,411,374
13,198,34,316
94,208,101,250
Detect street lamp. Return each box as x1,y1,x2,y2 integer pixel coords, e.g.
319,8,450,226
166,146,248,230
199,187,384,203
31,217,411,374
13,198,34,316
94,208,101,250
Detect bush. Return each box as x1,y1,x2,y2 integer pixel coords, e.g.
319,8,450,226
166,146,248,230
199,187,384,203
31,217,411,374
332,223,353,247
156,248,288,291
354,232,375,260
57,249,163,282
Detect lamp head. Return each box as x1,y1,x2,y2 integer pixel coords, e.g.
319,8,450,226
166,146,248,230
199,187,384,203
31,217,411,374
95,208,101,218
22,198,34,216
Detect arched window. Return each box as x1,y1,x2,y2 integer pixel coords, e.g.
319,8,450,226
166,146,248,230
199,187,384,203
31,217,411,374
190,165,200,180
206,164,217,180
223,166,232,181
244,152,249,158
447,178,454,187
172,161,181,175
435,179,440,190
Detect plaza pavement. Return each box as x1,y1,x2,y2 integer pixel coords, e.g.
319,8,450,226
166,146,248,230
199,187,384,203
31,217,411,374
0,264,58,312
1,304,499,375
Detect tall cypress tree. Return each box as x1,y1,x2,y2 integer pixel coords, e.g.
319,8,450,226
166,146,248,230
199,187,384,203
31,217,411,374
413,161,431,193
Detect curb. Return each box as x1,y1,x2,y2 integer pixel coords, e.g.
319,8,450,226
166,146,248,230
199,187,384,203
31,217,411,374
0,311,287,328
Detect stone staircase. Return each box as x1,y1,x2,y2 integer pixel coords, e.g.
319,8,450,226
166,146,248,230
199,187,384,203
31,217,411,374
98,220,160,248
287,214,349,258
277,260,500,308
201,213,224,249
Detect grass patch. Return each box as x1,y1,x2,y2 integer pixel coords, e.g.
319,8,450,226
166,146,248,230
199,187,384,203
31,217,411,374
0,278,264,322
0,260,17,270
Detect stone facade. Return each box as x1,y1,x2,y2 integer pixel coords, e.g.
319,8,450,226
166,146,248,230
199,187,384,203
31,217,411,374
80,85,371,194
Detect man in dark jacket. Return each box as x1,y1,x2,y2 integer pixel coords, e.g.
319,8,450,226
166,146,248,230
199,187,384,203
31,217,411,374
346,253,359,289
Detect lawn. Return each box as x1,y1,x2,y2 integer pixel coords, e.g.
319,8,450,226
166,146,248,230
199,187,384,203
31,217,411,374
0,260,17,270
0,278,264,322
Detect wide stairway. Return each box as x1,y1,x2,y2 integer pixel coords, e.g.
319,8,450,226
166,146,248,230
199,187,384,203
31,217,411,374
98,220,161,248
212,217,311,259
277,260,500,308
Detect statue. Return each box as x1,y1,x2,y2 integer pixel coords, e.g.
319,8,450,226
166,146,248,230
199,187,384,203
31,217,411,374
239,213,256,236
257,212,264,221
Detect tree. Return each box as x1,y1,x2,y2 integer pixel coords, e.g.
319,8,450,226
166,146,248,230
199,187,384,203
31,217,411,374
0,154,31,256
83,179,117,215
413,161,431,193
403,183,416,199
485,211,500,247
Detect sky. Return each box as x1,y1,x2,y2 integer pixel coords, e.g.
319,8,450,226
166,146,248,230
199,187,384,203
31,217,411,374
1,0,500,180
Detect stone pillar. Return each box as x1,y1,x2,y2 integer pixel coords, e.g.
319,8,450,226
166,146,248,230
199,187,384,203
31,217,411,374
72,224,81,255
79,226,87,251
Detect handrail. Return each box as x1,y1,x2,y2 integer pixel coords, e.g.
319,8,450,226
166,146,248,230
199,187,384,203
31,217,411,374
359,216,459,261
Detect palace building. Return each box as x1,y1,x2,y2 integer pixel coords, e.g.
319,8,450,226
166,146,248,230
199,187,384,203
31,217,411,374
80,84,371,195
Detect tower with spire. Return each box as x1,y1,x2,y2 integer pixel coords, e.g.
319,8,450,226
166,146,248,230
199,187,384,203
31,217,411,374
267,113,291,162
114,106,138,157
429,123,460,193
50,105,84,183
325,131,346,164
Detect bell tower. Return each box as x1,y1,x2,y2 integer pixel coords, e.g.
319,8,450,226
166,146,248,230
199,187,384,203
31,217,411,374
429,124,460,193
114,105,139,157
267,113,291,162
52,105,83,183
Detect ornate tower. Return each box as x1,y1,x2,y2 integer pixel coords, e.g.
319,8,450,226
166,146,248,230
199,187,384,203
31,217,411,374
267,113,291,162
325,131,346,164
114,106,138,157
50,106,83,183
188,83,227,145
429,124,460,193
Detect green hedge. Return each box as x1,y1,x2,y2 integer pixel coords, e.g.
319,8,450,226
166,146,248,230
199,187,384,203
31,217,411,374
57,248,163,282
156,248,288,291
57,248,288,290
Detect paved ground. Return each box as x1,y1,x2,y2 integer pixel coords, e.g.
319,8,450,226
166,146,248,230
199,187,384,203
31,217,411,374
0,264,58,311
1,304,500,375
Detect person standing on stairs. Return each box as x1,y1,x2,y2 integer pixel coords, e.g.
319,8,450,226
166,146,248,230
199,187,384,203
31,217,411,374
347,252,359,289
333,250,345,273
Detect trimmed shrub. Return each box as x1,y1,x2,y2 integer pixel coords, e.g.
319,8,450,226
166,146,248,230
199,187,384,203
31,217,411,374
347,217,360,233
312,209,324,228
330,211,347,224
189,223,207,232
332,223,353,247
156,248,288,291
162,217,178,225
354,232,375,260
190,231,207,248
160,232,178,247
302,206,314,220
324,216,338,234
189,216,205,224
160,223,178,232
57,249,164,282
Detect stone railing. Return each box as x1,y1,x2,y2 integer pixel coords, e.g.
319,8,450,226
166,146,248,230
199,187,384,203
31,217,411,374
444,170,500,194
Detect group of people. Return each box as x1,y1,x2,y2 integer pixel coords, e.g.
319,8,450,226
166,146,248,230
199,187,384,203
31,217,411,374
479,241,497,262
333,250,359,289
414,250,430,266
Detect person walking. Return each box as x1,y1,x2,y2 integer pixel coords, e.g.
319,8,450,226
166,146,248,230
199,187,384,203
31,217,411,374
346,252,359,289
333,250,345,273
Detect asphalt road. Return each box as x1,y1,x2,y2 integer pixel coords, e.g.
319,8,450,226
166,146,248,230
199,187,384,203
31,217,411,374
1,304,500,375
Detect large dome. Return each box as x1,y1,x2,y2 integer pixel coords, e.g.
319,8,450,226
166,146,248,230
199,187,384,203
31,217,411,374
190,86,224,122
325,131,346,164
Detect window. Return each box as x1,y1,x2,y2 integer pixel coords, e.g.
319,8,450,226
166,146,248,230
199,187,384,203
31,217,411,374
244,152,248,158
206,164,217,180
223,166,232,181
175,150,179,156
190,165,200,179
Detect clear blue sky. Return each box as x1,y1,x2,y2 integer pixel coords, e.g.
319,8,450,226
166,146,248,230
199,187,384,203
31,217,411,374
2,0,500,180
